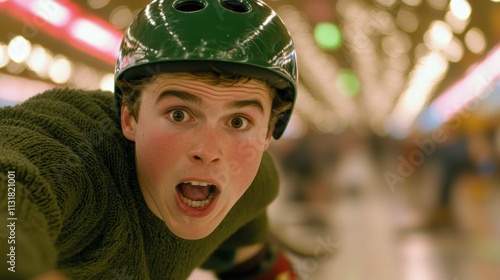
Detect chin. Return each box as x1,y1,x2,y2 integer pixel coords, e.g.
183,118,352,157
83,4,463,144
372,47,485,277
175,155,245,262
169,223,218,240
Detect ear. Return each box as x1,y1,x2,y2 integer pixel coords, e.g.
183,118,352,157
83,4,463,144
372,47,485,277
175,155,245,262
263,130,273,151
121,105,137,142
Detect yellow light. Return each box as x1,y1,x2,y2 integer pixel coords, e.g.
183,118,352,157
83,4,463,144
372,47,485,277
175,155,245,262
26,45,53,78
100,73,114,92
110,6,134,29
7,36,31,63
445,37,464,62
445,11,470,34
465,27,487,54
424,21,452,50
450,0,472,21
49,55,72,84
396,9,419,33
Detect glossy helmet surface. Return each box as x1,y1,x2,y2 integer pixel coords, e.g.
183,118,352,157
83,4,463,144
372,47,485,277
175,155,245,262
115,0,298,139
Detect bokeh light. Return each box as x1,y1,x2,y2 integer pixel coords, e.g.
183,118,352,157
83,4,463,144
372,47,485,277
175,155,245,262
8,36,31,63
100,73,115,92
465,27,487,54
337,69,361,98
397,9,420,33
26,45,53,78
450,0,472,21
424,20,453,51
49,55,73,84
110,6,134,29
314,22,342,51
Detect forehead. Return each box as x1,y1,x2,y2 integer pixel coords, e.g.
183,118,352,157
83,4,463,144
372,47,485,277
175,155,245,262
145,72,272,94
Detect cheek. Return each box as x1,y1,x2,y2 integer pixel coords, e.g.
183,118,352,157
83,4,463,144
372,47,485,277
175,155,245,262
225,139,267,193
134,125,185,185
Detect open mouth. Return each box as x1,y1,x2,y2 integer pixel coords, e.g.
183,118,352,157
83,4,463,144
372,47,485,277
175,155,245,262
176,181,219,208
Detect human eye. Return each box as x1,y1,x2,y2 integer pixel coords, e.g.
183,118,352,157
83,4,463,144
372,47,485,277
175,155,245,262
228,116,250,130
167,108,192,123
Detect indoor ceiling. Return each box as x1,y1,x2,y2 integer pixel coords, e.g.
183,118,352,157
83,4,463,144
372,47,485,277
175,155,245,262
1,0,499,138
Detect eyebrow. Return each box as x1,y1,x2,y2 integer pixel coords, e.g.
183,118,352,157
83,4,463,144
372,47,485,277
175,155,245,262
225,99,265,115
155,90,202,105
156,90,266,114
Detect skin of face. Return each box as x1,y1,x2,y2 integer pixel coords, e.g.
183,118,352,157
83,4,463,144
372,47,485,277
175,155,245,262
121,73,273,240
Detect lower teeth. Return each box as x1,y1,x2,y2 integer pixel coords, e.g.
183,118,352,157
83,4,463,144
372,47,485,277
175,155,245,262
180,192,215,208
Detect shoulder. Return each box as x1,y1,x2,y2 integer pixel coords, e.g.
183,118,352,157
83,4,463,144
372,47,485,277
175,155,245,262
0,87,126,174
1,88,120,140
24,87,116,116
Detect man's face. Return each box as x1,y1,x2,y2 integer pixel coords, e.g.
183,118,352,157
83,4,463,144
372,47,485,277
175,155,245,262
121,73,273,240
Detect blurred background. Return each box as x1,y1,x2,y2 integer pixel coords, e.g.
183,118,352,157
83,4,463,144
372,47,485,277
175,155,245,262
1,0,499,279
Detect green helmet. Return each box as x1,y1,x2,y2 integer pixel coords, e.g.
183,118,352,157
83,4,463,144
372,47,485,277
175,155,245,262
115,0,297,139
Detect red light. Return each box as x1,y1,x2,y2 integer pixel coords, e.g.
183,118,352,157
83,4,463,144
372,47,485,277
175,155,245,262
3,0,123,65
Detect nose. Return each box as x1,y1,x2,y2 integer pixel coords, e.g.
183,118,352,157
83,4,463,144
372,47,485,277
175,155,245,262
189,126,222,164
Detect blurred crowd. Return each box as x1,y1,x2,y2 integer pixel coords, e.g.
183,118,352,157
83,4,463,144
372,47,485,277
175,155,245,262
266,115,500,279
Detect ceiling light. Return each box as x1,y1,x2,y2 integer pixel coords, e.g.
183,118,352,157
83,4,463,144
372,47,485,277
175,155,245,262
100,73,115,92
26,44,53,78
465,27,487,54
387,51,449,137
7,36,31,63
444,37,464,62
424,20,453,51
449,0,472,21
396,9,419,33
31,0,72,27
382,30,412,57
49,55,72,84
445,10,470,34
70,18,121,55
110,6,134,29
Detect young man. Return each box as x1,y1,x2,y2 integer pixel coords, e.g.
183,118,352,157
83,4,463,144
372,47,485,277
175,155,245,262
0,0,298,279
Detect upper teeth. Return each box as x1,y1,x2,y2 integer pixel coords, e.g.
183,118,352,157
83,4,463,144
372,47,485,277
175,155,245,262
184,181,213,187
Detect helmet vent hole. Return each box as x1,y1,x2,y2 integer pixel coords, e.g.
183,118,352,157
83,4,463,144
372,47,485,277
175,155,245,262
174,0,207,13
220,0,251,13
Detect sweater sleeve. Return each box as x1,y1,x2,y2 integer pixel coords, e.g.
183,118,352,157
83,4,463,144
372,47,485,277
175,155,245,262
0,88,123,279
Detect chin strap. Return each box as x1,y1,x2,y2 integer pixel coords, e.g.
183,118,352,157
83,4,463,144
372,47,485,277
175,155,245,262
217,243,297,280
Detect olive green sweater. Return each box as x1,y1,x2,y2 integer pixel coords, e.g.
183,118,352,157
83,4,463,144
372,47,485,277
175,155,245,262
0,88,279,279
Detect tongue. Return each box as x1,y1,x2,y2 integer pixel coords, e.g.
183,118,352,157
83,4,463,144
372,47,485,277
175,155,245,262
179,183,211,201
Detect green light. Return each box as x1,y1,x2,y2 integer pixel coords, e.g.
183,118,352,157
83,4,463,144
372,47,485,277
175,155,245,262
337,69,360,98
314,22,342,50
